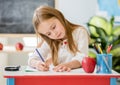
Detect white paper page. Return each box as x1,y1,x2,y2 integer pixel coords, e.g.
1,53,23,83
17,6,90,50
25,64,54,72
25,66,38,72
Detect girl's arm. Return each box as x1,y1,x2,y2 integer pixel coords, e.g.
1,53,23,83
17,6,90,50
29,57,50,71
53,60,81,72
29,57,42,68
63,60,81,68
28,41,51,70
71,27,89,65
29,56,52,71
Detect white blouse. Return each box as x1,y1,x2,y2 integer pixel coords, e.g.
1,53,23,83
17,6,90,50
28,27,89,65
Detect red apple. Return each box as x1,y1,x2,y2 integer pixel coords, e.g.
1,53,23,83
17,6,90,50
82,56,96,73
15,42,24,51
0,43,3,50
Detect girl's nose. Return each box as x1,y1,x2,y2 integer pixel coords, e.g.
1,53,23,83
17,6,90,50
52,31,57,36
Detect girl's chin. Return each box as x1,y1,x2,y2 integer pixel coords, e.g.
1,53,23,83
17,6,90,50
55,37,64,40
53,36,66,40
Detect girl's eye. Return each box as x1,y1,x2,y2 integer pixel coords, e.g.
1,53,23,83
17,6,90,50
52,25,56,29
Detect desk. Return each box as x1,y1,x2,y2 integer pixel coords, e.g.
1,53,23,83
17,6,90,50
4,66,120,85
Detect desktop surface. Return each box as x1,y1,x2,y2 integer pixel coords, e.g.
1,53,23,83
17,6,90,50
3,66,120,85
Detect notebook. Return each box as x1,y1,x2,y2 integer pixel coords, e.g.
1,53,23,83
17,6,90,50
25,64,54,72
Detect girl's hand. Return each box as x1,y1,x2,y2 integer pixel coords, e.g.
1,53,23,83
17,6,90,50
53,64,71,72
35,61,49,71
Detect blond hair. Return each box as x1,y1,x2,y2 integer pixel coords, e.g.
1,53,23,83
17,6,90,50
33,6,85,66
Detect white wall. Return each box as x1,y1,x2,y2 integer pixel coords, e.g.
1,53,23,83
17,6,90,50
56,0,98,25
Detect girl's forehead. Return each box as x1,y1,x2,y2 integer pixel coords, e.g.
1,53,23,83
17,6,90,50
37,18,55,34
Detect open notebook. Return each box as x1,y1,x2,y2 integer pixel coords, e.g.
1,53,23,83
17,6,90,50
25,66,38,72
25,65,54,72
25,65,87,73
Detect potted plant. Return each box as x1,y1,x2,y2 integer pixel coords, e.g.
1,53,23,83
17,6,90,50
87,16,120,73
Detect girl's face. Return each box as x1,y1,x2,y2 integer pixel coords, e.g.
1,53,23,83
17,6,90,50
37,17,66,40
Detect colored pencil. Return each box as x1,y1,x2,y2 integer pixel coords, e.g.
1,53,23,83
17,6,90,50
35,48,45,62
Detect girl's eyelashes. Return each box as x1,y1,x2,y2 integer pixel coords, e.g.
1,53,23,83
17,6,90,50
51,23,56,30
52,25,56,29
46,24,56,36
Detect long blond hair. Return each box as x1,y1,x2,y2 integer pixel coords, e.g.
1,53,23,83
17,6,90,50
33,6,84,66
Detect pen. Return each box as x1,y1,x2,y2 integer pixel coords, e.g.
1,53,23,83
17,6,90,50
35,48,45,62
106,44,112,53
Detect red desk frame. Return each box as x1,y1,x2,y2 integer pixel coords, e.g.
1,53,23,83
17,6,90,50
5,75,120,85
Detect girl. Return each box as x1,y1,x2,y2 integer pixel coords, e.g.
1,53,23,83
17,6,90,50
28,6,90,72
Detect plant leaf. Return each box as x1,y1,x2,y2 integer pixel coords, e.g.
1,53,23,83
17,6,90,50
87,23,99,37
110,46,120,57
112,35,120,46
110,16,114,28
113,26,120,36
88,16,111,35
87,23,108,43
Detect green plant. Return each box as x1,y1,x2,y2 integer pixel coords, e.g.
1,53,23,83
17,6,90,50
87,16,120,73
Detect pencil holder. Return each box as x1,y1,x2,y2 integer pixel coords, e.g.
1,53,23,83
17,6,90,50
96,54,112,74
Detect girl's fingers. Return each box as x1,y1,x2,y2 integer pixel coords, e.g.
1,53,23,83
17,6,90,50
36,62,49,71
61,66,67,71
61,66,71,72
66,68,71,72
53,65,71,72
38,65,48,71
54,66,63,72
39,65,49,71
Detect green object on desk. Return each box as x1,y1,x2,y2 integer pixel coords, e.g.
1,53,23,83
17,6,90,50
25,70,35,72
